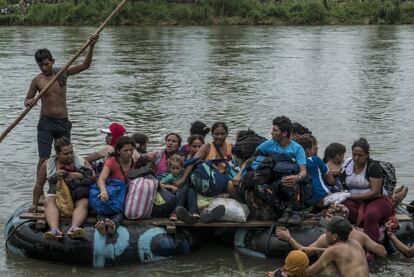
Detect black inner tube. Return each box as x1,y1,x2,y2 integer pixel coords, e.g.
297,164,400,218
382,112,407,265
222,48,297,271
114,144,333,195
5,219,34,251
265,223,277,257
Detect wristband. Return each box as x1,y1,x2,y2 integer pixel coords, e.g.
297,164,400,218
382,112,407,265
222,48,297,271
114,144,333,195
287,236,292,242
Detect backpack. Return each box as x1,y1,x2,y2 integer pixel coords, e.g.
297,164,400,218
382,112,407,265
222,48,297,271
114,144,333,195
232,132,266,161
241,155,275,190
369,161,397,196
191,159,237,197
124,176,158,219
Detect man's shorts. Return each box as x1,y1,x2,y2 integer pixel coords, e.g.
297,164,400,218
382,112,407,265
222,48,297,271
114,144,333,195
37,115,72,157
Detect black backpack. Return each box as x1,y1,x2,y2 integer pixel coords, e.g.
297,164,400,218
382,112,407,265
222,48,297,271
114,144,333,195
232,132,266,162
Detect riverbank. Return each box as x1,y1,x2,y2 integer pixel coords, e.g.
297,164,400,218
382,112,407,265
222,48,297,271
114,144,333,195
0,0,414,26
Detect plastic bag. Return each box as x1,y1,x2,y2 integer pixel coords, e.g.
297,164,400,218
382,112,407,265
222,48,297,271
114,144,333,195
207,198,249,222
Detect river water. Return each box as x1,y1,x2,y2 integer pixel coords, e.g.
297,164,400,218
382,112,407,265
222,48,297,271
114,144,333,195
0,25,413,276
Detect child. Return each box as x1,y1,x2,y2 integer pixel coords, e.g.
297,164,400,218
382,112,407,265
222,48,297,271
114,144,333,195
186,134,204,159
161,154,200,223
323,142,346,177
296,134,336,207
132,132,149,154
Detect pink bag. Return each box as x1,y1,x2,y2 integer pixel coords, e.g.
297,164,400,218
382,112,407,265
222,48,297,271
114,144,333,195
124,176,158,219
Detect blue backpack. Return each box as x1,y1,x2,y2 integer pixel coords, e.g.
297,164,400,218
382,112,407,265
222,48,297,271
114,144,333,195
89,179,127,214
191,159,238,197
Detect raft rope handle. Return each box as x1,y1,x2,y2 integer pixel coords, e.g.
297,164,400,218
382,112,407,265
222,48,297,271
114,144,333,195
264,223,277,257
5,219,35,251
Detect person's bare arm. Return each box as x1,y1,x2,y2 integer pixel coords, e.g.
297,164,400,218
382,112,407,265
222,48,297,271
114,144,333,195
361,231,387,257
97,166,110,202
349,177,382,201
175,143,209,188
24,77,39,107
305,247,335,277
276,227,304,250
66,34,99,75
30,160,47,212
283,165,307,187
388,233,414,258
324,171,335,186
85,152,103,163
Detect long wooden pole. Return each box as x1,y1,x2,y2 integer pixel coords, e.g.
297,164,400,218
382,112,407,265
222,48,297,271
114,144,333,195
0,0,129,143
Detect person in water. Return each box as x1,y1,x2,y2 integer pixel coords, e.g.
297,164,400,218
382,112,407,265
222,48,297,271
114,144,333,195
276,204,387,259
385,204,414,258
30,137,95,239
304,216,369,277
24,34,99,174
265,250,309,277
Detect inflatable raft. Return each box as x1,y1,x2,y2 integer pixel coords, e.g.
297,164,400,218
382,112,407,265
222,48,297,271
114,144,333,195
233,213,414,258
5,204,414,266
4,204,208,267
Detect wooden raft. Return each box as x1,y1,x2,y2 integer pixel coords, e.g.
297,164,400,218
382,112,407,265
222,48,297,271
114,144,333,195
19,206,412,234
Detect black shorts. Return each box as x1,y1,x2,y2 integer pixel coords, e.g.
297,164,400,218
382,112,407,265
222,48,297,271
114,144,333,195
37,115,72,157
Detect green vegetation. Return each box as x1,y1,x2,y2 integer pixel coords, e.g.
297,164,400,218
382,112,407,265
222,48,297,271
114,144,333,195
0,0,414,26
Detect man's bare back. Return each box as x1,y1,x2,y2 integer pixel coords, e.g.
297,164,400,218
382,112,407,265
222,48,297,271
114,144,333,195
306,239,369,277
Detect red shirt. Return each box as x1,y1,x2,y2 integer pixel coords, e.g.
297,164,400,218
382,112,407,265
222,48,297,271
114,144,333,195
104,157,131,182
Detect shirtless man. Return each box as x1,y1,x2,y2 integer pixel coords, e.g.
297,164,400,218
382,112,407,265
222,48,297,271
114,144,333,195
25,34,99,174
276,205,387,258
304,216,369,277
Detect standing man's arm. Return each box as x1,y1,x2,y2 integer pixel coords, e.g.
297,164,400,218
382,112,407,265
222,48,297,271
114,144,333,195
66,34,99,75
24,78,39,107
305,247,334,277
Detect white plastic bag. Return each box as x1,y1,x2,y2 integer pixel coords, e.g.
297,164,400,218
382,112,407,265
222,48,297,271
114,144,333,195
207,198,249,222
323,191,351,206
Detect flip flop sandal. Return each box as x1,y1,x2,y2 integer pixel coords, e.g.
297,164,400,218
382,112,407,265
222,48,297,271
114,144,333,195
43,229,63,240
94,221,107,235
67,226,84,239
105,219,116,235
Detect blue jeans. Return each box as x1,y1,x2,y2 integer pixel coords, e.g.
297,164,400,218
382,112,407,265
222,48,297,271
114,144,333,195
174,185,199,214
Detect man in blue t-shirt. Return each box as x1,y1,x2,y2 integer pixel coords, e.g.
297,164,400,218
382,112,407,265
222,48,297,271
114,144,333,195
256,116,307,224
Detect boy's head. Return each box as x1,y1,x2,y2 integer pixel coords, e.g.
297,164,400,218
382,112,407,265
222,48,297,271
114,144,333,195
35,48,54,76
322,216,353,243
168,154,184,177
295,134,317,156
135,156,155,173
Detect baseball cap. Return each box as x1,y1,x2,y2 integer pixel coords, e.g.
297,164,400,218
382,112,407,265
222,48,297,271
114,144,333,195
320,216,353,238
100,122,126,135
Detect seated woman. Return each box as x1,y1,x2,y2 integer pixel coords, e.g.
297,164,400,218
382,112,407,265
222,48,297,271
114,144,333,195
31,137,95,239
179,121,210,157
176,122,235,192
85,122,126,164
144,132,182,179
342,138,394,242
93,136,135,236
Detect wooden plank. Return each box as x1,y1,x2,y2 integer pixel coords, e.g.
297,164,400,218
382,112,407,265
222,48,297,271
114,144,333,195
19,213,413,228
